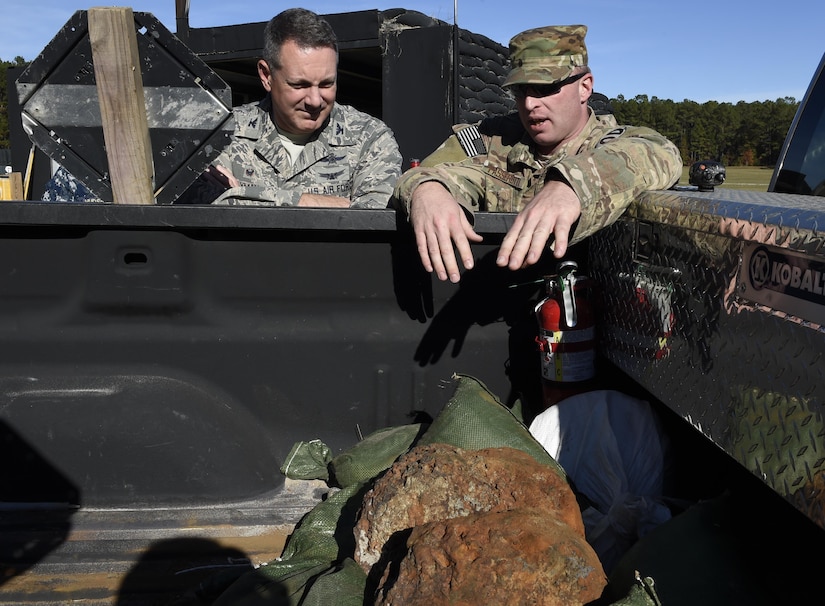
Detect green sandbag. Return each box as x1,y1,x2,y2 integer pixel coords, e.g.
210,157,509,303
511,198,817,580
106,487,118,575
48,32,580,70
297,558,368,606
418,373,566,479
209,560,330,606
213,483,369,606
280,439,333,481
330,423,424,487
606,573,662,606
279,424,424,487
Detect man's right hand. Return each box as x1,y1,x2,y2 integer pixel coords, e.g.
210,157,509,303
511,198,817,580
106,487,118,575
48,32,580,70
409,181,483,283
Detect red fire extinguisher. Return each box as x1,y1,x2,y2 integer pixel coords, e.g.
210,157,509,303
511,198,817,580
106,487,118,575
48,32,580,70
535,260,596,386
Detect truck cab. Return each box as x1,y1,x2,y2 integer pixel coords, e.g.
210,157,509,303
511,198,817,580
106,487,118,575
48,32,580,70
771,51,825,196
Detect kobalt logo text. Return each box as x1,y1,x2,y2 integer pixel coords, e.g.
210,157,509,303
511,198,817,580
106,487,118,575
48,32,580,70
749,246,825,302
749,248,771,289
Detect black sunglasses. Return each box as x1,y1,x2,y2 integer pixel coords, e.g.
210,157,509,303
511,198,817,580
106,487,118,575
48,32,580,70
510,71,588,99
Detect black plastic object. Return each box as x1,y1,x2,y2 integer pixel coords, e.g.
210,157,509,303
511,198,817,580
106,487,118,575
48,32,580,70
689,160,726,191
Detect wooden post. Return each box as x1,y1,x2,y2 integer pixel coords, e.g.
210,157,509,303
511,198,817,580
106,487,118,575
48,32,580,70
88,7,155,204
0,173,24,201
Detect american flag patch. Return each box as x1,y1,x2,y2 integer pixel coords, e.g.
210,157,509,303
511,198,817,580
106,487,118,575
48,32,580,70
454,125,487,157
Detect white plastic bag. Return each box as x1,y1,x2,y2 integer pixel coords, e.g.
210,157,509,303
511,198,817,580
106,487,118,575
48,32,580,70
529,390,672,573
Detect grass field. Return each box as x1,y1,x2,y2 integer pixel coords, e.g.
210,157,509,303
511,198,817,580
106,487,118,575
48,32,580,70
679,165,774,192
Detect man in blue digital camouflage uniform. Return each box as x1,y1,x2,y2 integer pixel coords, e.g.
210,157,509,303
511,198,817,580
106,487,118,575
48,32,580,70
394,25,682,282
197,8,402,208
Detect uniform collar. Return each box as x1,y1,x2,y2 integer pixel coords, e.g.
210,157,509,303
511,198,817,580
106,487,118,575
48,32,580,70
236,96,350,146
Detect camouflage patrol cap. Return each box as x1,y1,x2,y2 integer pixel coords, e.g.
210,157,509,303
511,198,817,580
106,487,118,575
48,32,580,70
503,25,588,87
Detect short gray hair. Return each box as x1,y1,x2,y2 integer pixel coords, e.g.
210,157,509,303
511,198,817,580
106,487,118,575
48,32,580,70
263,8,338,70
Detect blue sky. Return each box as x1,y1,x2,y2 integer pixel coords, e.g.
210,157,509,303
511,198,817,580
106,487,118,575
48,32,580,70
2,1,822,104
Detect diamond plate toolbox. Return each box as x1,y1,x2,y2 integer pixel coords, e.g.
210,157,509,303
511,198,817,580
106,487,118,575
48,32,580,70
590,188,825,530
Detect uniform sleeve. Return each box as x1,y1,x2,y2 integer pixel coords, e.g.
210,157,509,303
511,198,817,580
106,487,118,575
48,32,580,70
211,145,303,207
348,124,403,209
553,126,682,245
211,185,302,207
394,113,531,215
393,159,490,219
419,134,467,167
391,125,482,215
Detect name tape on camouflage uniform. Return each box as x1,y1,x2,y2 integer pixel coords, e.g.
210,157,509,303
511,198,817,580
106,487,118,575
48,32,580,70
484,164,525,189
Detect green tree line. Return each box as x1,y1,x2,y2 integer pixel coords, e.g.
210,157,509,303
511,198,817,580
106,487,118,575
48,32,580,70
1,57,27,150
1,57,799,167
611,94,799,167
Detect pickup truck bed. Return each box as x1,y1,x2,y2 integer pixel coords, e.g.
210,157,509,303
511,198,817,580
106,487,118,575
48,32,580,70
1,196,823,604
0,204,543,604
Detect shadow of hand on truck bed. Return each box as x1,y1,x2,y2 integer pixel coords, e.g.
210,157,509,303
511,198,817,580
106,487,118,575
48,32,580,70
410,250,547,365
407,249,549,410
117,538,256,606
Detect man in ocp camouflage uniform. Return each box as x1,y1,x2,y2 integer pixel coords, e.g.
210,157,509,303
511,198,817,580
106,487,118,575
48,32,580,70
394,25,682,282
192,8,402,208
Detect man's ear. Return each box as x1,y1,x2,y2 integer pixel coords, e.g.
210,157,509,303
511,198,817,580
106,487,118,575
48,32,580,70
579,73,594,103
258,59,272,91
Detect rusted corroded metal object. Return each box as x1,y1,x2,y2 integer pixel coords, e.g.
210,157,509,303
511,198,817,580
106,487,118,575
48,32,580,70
352,443,603,605
353,443,583,574
376,508,606,606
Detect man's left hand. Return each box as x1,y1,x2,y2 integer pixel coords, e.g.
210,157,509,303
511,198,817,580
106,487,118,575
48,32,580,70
496,180,582,270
